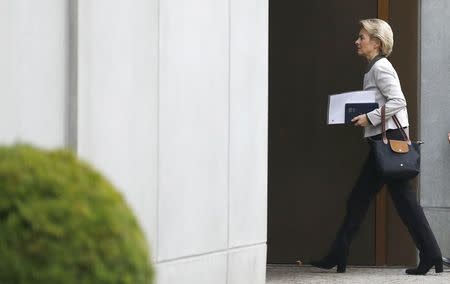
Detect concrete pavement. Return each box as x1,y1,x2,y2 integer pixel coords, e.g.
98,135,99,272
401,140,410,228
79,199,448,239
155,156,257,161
266,264,450,283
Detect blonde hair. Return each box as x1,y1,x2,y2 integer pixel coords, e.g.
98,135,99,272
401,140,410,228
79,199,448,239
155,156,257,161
359,18,394,57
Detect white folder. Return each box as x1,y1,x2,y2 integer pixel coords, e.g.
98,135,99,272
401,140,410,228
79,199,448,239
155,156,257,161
327,90,377,124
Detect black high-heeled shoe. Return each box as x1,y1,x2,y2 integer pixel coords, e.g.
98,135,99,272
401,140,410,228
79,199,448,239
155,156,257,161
310,255,347,273
405,257,443,275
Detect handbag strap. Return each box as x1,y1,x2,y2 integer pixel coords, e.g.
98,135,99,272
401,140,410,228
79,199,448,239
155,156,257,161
380,105,411,145
392,115,411,144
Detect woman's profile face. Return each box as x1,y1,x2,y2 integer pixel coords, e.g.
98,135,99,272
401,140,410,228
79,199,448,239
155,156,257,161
355,28,379,58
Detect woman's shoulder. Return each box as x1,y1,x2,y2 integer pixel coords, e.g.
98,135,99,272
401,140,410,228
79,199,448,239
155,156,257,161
372,57,396,75
373,57,393,69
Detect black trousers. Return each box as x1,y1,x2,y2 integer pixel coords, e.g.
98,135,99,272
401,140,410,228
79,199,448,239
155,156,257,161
329,129,442,261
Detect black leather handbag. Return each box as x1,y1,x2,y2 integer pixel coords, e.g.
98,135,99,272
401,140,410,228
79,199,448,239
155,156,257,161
370,106,422,180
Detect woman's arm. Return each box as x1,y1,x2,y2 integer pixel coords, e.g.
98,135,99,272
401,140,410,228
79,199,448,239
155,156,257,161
366,63,407,126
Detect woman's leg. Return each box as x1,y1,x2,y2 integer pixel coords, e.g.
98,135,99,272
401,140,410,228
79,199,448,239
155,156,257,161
315,150,384,267
331,150,384,253
387,179,442,274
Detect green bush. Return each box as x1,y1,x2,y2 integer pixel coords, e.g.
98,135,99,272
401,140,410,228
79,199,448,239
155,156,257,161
0,144,154,284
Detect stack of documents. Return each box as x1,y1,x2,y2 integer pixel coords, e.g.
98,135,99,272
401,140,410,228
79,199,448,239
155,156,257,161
327,90,377,124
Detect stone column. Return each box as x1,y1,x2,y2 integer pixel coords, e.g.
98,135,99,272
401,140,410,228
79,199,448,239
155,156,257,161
419,0,450,257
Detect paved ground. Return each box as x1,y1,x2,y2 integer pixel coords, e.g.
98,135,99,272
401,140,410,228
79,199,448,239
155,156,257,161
266,264,450,284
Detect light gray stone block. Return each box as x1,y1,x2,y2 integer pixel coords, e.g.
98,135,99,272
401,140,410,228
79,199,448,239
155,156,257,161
229,0,268,248
419,0,450,208
158,0,229,261
424,208,450,257
0,0,68,148
77,0,159,261
228,245,267,284
157,252,227,284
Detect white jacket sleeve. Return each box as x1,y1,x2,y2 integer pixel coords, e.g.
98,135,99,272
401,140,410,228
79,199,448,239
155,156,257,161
366,63,407,126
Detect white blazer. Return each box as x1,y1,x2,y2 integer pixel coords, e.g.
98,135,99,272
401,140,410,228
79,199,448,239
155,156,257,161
363,57,409,138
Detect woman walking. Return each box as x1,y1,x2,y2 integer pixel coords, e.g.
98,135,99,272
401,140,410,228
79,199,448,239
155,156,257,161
310,18,443,275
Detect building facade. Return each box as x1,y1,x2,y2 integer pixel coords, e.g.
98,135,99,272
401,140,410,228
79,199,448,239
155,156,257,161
0,0,267,283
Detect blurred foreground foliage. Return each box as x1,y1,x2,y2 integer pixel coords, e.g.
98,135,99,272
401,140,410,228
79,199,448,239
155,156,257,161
0,144,154,284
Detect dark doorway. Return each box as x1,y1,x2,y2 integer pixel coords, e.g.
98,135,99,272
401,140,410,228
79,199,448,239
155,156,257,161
268,0,418,265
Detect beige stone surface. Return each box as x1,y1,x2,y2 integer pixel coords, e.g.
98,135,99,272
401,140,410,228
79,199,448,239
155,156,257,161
267,264,450,284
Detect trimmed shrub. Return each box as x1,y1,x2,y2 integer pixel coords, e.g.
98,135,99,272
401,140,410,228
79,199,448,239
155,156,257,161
0,144,154,284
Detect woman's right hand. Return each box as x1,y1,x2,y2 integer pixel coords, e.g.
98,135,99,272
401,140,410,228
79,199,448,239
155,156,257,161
351,114,370,127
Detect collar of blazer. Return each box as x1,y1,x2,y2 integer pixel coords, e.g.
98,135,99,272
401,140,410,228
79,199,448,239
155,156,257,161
365,54,385,73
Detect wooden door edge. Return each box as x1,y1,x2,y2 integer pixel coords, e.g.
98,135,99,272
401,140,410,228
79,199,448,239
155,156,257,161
375,0,390,266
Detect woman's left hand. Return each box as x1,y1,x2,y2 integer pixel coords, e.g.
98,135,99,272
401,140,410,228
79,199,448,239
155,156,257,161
351,114,370,127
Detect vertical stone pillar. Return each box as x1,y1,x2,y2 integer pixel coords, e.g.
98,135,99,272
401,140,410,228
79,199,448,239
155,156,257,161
419,0,450,256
